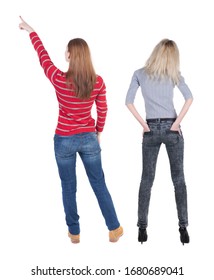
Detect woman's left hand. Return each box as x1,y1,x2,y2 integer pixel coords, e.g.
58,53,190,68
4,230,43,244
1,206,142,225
96,132,101,144
19,16,34,33
170,123,181,135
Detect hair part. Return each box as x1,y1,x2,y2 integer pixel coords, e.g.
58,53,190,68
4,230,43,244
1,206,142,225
66,38,96,99
144,39,180,85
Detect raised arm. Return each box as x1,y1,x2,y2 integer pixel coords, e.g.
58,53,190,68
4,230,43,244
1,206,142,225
19,16,59,83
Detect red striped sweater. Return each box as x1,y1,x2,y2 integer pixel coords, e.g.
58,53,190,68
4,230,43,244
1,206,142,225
29,32,107,136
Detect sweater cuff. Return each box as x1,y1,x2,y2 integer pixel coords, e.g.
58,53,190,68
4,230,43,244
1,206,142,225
96,127,103,133
29,31,37,38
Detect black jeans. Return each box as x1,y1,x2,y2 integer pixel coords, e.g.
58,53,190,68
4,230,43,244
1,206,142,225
138,119,188,229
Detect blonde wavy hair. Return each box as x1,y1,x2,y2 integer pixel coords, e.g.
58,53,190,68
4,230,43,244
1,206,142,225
144,39,180,85
66,38,96,100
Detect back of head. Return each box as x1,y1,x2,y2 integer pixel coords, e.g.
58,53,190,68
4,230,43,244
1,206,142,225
66,38,96,99
144,39,180,85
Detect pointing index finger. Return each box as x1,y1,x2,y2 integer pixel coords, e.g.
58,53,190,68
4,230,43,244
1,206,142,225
19,16,24,22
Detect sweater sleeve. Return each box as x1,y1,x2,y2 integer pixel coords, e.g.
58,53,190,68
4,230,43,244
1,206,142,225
29,32,59,83
177,75,193,100
95,77,108,132
125,70,140,104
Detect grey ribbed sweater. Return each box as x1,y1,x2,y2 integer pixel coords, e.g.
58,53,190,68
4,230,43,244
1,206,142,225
125,68,193,119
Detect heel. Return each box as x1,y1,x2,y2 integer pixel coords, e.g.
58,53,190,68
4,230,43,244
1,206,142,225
138,228,148,244
68,232,80,244
109,226,123,242
179,227,189,245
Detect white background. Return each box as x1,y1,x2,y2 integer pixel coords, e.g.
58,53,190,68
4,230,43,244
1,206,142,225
0,0,213,279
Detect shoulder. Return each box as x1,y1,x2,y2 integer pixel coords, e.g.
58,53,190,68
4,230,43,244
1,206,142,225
58,71,66,77
96,74,103,82
96,75,105,86
135,67,145,73
130,67,147,84
54,70,66,81
93,75,106,91
133,67,147,78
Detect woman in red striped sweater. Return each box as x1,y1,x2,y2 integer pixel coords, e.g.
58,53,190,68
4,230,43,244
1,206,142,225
19,17,123,244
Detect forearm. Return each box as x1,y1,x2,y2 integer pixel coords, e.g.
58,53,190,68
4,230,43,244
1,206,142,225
96,83,107,132
174,98,193,126
29,32,57,81
29,32,47,58
96,112,107,132
126,103,148,129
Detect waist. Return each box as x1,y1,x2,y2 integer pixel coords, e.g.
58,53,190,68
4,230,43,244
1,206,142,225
146,118,176,124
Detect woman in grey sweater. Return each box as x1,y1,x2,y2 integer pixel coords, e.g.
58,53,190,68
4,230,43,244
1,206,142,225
125,39,193,245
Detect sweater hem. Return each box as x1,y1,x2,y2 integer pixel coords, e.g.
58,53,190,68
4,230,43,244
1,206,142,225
55,128,97,136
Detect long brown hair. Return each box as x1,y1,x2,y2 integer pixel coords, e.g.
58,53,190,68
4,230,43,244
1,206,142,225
66,38,96,99
144,39,180,85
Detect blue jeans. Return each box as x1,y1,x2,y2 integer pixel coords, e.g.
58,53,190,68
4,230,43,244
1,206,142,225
138,119,188,229
54,132,120,235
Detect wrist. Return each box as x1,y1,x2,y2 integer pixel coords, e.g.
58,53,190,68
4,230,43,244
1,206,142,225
142,121,149,129
172,121,180,127
28,28,34,33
